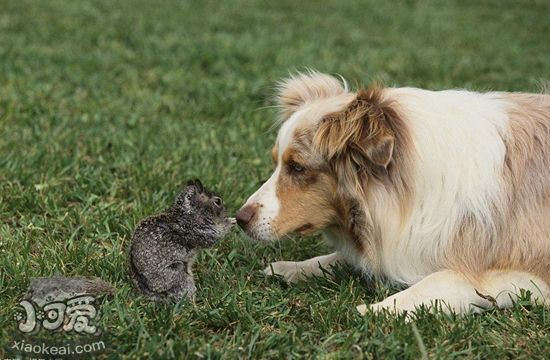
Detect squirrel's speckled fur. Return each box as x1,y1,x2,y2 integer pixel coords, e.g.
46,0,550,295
128,180,235,301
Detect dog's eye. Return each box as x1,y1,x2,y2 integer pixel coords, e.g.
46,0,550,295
288,161,305,173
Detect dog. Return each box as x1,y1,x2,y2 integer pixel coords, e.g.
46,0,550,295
236,71,550,315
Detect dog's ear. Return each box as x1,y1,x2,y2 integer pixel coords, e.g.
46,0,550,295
365,134,394,168
313,89,395,170
276,71,346,121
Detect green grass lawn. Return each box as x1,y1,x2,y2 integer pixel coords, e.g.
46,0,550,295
1,0,550,358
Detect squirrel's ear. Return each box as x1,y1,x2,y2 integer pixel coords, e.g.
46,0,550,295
276,71,347,121
185,179,203,192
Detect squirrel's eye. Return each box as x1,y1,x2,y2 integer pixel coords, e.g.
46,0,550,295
168,262,183,271
213,197,223,207
288,161,305,173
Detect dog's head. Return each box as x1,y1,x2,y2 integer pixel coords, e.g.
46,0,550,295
236,72,406,241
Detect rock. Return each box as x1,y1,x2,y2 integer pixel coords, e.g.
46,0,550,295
24,276,115,306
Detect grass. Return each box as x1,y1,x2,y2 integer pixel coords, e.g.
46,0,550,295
1,0,549,358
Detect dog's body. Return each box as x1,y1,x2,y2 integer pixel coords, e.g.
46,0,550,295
236,72,550,315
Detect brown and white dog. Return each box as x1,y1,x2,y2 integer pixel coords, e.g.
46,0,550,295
236,71,550,315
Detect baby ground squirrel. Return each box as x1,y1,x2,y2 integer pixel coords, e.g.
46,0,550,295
129,180,235,301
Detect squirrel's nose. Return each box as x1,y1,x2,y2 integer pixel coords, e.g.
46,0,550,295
235,204,257,228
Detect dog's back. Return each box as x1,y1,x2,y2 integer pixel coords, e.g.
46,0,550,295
374,89,550,284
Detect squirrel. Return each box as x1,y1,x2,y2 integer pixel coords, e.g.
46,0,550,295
128,180,235,301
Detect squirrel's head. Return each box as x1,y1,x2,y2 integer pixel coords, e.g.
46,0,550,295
171,179,235,243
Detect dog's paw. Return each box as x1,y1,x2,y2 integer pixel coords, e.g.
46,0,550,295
356,299,406,316
356,304,368,315
263,261,304,283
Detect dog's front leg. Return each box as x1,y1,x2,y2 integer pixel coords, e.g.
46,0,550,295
263,252,344,283
357,270,493,316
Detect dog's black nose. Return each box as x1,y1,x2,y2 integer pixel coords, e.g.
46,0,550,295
235,204,256,228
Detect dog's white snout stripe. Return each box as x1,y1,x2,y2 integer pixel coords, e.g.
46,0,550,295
243,168,281,240
243,109,305,240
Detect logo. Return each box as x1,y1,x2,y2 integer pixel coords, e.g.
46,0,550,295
14,295,100,334
6,276,112,358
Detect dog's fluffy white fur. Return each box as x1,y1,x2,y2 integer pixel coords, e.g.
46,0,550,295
237,71,550,315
